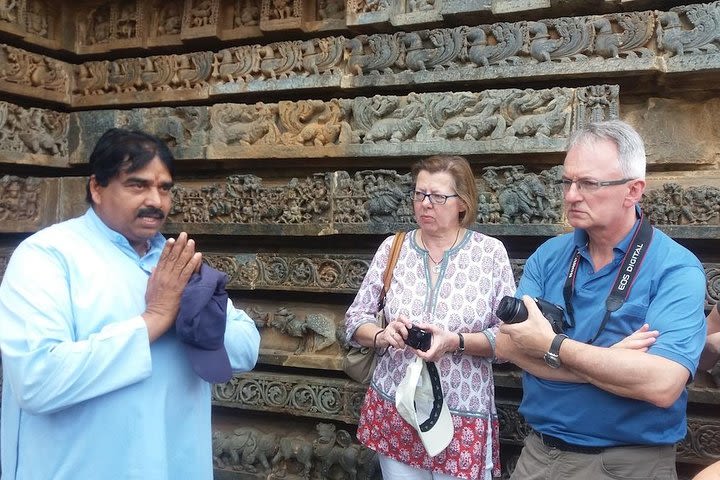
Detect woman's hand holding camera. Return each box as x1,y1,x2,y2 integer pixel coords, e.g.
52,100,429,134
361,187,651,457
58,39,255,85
379,317,412,350
379,316,468,361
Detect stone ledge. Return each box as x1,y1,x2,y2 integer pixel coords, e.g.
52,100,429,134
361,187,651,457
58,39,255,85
2,5,720,107
209,370,720,464
1,86,619,167
2,172,720,239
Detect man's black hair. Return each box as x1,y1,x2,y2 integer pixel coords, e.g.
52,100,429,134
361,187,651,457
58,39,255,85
85,128,176,204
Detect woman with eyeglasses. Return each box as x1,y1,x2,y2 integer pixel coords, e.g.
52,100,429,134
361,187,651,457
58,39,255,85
344,155,515,480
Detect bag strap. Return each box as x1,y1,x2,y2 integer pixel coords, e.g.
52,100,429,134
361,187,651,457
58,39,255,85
378,232,406,325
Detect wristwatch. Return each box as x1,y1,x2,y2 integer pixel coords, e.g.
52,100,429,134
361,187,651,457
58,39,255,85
454,332,465,355
544,334,568,369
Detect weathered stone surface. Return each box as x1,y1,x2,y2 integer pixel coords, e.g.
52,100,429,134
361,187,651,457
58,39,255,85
211,413,380,479
0,6,719,108
237,299,347,370
624,97,720,167
68,110,121,165
1,241,718,313
57,86,619,163
213,372,365,424
3,169,720,239
0,0,718,63
0,102,69,167
0,44,70,105
207,369,720,466
0,176,60,232
181,0,221,41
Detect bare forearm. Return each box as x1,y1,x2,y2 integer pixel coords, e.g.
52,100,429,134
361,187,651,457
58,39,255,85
699,332,720,371
496,333,584,382
560,340,688,408
700,308,720,371
352,322,385,348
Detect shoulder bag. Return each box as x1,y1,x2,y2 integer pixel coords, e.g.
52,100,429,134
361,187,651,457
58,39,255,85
342,231,406,384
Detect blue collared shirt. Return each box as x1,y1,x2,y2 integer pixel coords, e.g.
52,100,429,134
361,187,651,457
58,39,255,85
517,213,706,446
0,208,260,479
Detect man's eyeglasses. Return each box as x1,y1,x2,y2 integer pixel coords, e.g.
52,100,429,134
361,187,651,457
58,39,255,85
557,177,635,193
411,191,459,205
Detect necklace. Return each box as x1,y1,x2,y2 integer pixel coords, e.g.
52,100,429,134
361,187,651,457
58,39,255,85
420,228,461,274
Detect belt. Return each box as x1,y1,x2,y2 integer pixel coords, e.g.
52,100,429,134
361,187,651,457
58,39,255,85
534,431,606,455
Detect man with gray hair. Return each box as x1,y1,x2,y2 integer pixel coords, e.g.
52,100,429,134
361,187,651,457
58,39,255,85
497,120,706,479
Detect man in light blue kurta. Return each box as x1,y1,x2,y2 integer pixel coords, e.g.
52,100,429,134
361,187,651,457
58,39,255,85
0,129,260,480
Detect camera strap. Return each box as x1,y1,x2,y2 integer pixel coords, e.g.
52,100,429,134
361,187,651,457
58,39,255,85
562,213,653,344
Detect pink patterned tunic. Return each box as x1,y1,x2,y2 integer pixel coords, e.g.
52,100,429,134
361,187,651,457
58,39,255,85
345,229,516,480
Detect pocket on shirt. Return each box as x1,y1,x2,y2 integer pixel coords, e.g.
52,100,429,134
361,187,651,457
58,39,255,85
606,302,649,336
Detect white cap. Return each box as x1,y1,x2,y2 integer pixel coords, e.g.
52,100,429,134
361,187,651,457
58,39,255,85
395,357,454,457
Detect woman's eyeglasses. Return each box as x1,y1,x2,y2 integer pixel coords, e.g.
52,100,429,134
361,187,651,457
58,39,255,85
410,191,459,205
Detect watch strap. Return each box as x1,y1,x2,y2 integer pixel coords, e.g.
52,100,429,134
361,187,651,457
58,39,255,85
454,332,465,355
549,333,569,356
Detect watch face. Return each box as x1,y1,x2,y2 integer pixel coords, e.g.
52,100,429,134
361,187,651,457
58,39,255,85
544,352,561,369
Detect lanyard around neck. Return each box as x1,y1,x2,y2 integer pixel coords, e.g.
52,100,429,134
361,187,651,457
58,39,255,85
563,213,653,344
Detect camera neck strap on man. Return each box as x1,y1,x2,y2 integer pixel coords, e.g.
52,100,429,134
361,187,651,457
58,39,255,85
563,213,653,344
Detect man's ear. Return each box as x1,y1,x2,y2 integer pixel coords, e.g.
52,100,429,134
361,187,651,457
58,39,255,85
88,175,102,205
625,178,646,207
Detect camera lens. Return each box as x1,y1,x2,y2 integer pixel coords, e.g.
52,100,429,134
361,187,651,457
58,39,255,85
496,296,528,324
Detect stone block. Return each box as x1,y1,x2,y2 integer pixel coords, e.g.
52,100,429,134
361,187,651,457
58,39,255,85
0,176,60,232
302,0,347,34
0,44,71,106
259,0,304,33
120,106,210,160
68,110,119,165
623,97,720,167
234,299,347,371
181,0,221,41
441,0,505,17
491,0,550,15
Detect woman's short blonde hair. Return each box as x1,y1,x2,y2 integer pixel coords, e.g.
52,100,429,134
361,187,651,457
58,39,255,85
411,155,477,228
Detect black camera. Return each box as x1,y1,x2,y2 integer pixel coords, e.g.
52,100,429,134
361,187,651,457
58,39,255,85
496,296,566,334
405,325,432,351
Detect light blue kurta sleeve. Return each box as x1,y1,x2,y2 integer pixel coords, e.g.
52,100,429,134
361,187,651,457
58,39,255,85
0,239,153,415
223,299,260,371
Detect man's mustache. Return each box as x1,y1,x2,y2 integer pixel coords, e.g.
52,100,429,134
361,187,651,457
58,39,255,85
137,207,166,219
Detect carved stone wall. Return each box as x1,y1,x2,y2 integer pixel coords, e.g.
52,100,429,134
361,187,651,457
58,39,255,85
1,1,720,479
